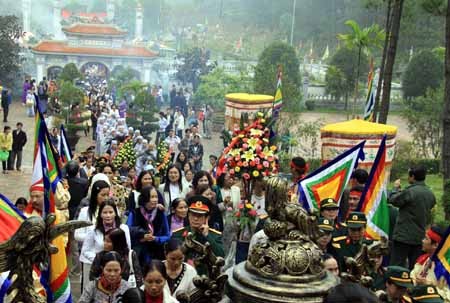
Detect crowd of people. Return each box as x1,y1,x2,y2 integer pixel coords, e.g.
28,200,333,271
2,76,449,303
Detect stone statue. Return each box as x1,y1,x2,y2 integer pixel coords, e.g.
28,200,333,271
227,176,338,303
0,214,90,303
341,236,390,287
176,233,228,303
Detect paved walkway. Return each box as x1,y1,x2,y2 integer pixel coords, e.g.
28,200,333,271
0,100,223,299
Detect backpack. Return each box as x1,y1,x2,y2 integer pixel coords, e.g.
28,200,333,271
38,84,45,96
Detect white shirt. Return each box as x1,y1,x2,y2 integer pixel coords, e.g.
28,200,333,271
80,224,131,264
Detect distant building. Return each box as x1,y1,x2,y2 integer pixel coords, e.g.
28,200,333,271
31,23,158,82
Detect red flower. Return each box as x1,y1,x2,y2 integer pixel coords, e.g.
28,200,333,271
235,211,241,218
243,173,251,180
257,164,263,170
239,203,244,209
248,209,258,217
249,160,255,167
182,230,188,237
237,161,243,167
243,138,248,143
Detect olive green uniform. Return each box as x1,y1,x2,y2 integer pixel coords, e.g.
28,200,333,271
171,225,225,275
389,181,436,268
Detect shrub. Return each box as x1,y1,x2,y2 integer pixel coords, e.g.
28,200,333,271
305,100,315,111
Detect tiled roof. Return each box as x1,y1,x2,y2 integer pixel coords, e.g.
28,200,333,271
32,41,157,58
63,23,127,36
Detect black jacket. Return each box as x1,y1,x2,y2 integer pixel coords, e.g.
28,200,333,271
68,176,89,219
12,130,27,151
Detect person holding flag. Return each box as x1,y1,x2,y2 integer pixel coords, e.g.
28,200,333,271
410,225,450,301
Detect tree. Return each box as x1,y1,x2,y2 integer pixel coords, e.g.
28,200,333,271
0,16,22,88
325,66,346,102
254,42,301,112
176,47,214,92
121,81,158,136
421,0,450,219
328,47,370,111
403,87,443,159
378,0,405,124
402,50,444,99
59,63,82,83
337,20,385,116
194,68,252,110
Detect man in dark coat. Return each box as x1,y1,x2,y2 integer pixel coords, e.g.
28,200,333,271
389,165,436,270
9,122,27,171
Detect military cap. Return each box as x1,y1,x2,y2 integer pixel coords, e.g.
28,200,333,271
346,211,367,228
320,198,339,210
187,195,210,215
385,266,413,288
407,285,443,303
318,217,334,232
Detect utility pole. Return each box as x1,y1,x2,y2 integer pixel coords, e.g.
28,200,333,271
290,0,297,46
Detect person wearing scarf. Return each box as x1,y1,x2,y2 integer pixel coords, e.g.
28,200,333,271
410,225,450,301
141,260,179,303
78,251,131,303
80,199,131,290
127,186,170,265
288,156,309,203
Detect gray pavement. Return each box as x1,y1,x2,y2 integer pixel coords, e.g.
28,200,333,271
0,100,224,300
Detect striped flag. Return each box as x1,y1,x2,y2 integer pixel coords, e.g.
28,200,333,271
432,226,450,287
0,193,25,243
59,124,72,167
364,60,376,121
272,66,283,120
298,141,365,211
33,108,72,303
357,135,390,240
0,272,11,303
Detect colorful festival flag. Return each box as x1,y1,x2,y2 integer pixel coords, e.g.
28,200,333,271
33,108,72,303
364,60,376,121
0,193,25,243
298,141,365,211
357,135,390,240
432,226,450,287
272,66,283,120
59,124,72,166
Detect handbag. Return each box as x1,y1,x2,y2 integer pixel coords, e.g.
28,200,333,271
0,150,9,161
127,250,136,287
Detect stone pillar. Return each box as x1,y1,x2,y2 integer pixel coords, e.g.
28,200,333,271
53,0,64,40
106,0,115,23
143,61,152,83
135,3,143,41
36,56,45,82
22,0,31,34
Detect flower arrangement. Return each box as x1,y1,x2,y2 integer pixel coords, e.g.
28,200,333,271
112,138,137,168
155,141,171,177
235,200,258,241
218,112,279,181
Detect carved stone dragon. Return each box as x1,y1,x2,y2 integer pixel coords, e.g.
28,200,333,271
0,214,90,302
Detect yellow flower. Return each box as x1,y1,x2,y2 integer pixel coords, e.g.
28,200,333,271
250,128,263,137
228,148,241,157
261,118,266,123
238,134,245,138
270,145,277,151
245,203,253,209
242,150,255,162
257,112,264,118
252,170,260,177
235,166,241,173
262,146,274,158
247,137,260,150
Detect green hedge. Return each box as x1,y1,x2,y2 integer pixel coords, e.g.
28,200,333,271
390,158,441,180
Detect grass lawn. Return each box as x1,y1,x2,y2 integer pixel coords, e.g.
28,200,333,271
389,174,445,224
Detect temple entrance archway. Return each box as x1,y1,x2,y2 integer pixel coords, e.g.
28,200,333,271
47,66,63,80
80,62,110,85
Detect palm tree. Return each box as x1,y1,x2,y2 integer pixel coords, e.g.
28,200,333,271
338,20,385,117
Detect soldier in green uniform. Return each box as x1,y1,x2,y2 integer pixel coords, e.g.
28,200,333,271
403,285,444,303
378,266,414,303
320,198,347,242
333,211,372,271
171,195,224,275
